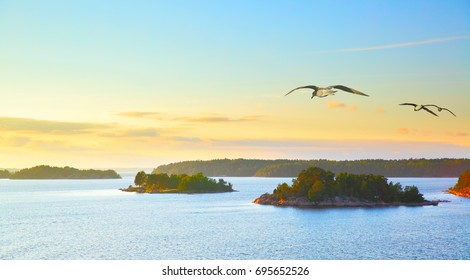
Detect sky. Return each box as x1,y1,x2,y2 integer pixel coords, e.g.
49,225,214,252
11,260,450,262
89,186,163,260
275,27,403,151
1,0,469,168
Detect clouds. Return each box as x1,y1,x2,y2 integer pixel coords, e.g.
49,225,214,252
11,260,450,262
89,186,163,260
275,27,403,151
0,117,107,134
115,112,162,119
190,138,470,160
117,111,263,123
178,114,263,123
340,35,469,52
327,101,357,111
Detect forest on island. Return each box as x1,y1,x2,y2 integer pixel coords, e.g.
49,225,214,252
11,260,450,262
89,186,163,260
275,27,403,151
123,171,234,193
8,165,121,179
448,170,470,197
153,158,470,177
272,167,425,203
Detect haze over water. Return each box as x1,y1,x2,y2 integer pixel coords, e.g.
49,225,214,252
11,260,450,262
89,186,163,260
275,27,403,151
1,176,469,260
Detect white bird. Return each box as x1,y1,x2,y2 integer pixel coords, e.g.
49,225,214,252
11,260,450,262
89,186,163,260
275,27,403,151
285,85,369,99
399,103,438,117
424,104,456,117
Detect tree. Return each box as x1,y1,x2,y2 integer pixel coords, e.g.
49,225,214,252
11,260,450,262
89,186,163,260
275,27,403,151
401,186,424,203
308,181,325,202
134,171,148,187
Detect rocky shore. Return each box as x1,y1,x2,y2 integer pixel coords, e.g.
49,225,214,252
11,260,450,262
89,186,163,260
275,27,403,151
447,189,470,198
253,193,439,208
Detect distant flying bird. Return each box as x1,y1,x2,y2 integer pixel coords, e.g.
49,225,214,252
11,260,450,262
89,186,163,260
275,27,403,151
285,85,369,99
424,104,456,117
399,103,438,117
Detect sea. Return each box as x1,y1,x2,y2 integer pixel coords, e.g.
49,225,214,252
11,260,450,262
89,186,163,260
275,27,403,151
1,175,469,260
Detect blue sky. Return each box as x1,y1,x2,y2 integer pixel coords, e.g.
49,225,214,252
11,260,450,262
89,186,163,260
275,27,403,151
1,0,469,168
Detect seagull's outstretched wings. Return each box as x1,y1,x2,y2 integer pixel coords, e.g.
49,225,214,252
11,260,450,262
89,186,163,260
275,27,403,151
330,85,369,96
285,85,318,96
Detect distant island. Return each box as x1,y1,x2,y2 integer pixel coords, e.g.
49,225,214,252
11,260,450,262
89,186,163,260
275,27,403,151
9,165,121,179
121,171,234,193
153,158,470,177
448,170,470,198
254,167,438,208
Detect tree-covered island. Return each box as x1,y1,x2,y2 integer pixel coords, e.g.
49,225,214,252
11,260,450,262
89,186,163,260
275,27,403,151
254,167,438,208
121,171,234,193
9,165,121,179
448,170,470,198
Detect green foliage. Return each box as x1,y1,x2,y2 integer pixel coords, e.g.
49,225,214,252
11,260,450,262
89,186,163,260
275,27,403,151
0,169,11,178
9,165,121,179
273,167,426,203
129,171,233,193
134,171,148,187
401,186,425,203
153,158,470,177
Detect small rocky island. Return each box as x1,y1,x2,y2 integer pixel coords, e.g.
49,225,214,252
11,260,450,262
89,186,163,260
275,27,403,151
448,170,470,198
121,171,234,193
9,165,121,179
254,167,438,208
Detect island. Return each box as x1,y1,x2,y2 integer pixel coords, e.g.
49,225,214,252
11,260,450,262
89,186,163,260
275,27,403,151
253,167,438,208
121,171,234,193
9,165,121,179
448,170,470,198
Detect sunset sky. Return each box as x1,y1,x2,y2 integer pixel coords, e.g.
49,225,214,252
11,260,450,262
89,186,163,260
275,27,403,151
1,0,469,168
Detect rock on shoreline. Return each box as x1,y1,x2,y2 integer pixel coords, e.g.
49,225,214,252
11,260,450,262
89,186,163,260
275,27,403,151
253,193,439,208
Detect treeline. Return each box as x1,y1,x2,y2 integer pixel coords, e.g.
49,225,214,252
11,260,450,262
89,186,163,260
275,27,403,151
9,165,121,179
0,169,10,178
153,158,470,177
124,171,234,193
274,167,425,203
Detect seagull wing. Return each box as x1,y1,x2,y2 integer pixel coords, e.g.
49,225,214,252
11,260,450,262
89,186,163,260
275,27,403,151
422,106,439,117
399,103,418,107
442,108,457,117
424,104,456,117
285,85,318,96
330,85,369,96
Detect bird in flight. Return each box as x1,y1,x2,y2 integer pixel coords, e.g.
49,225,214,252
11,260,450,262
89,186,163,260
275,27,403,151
424,104,456,117
285,85,369,99
399,103,438,117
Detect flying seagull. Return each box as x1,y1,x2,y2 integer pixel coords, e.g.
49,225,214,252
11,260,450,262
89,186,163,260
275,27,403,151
424,104,456,117
399,103,438,117
285,85,369,99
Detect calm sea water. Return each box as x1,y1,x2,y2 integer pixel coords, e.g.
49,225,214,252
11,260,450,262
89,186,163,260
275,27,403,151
1,175,469,260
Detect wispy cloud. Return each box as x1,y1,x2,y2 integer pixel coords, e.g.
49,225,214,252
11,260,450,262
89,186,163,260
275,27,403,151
375,107,386,114
446,131,468,138
0,136,31,147
340,35,468,52
179,114,263,123
118,111,263,123
100,128,160,138
327,101,357,111
0,116,107,134
116,111,162,119
206,138,470,160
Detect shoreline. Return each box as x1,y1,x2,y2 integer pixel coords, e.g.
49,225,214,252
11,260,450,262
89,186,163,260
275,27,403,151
447,189,470,198
120,187,235,194
253,193,439,208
